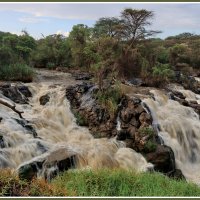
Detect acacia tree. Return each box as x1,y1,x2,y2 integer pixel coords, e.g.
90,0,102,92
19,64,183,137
119,8,161,45
93,17,121,38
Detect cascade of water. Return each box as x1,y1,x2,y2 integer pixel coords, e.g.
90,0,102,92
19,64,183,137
0,70,152,175
143,89,200,184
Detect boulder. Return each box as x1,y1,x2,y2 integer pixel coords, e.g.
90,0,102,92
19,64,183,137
167,169,186,181
18,147,77,181
39,94,50,105
17,85,32,98
146,145,175,173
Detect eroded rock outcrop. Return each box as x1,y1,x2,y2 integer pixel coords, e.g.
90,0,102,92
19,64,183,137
66,83,182,178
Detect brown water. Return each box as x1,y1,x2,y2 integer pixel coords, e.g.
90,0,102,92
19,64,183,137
0,70,152,173
143,88,200,184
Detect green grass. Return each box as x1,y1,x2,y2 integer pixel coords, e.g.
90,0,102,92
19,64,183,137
94,85,123,117
0,64,35,82
52,169,200,196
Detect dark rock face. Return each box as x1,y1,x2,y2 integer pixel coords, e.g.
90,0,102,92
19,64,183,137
168,89,200,115
15,118,37,138
66,83,116,138
39,94,50,105
167,169,186,181
0,83,31,104
0,135,5,148
146,145,175,173
73,73,92,80
18,148,77,181
174,71,200,94
17,85,32,98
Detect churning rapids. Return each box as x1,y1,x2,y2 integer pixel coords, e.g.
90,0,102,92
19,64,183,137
0,69,200,185
143,83,200,185
0,70,153,177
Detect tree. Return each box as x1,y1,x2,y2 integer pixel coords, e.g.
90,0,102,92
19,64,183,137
31,34,71,68
119,8,161,45
93,17,121,38
68,24,91,67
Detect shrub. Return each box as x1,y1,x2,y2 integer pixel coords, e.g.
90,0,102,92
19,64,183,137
73,111,88,126
0,169,66,196
94,83,123,117
0,63,35,82
144,140,157,153
139,127,155,137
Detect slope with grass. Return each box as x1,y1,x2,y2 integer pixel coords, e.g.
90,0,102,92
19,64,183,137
52,169,200,196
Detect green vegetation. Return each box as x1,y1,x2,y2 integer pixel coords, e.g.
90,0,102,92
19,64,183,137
0,169,66,196
1,167,200,196
95,83,123,117
73,110,88,126
52,169,200,196
139,127,155,137
1,8,200,84
0,64,34,82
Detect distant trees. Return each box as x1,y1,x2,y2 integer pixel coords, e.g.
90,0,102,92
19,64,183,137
68,24,91,67
1,8,199,85
31,34,71,68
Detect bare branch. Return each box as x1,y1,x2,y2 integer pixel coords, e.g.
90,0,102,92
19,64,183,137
0,98,24,119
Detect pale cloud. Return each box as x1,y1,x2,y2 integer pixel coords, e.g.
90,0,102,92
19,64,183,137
19,16,48,23
56,30,69,37
11,31,24,36
1,3,200,37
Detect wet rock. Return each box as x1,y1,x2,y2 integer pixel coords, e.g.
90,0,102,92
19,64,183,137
18,85,32,98
15,118,37,138
146,145,175,173
73,73,92,80
39,94,50,105
117,130,128,140
0,84,29,104
66,83,115,138
0,117,2,122
18,147,77,181
0,135,5,148
128,78,143,86
167,169,186,181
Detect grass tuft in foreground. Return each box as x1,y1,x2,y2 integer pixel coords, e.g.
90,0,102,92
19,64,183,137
52,169,200,196
1,168,200,196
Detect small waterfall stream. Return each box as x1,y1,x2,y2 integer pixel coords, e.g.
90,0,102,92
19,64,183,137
143,87,200,185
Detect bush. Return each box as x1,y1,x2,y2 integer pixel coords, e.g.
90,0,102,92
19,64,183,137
0,169,66,196
139,127,155,137
94,84,123,117
0,64,35,82
73,111,88,126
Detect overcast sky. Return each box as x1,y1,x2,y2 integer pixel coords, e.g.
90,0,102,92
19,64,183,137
1,3,200,39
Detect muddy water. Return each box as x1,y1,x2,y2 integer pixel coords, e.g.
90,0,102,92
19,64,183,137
143,88,200,184
0,70,152,173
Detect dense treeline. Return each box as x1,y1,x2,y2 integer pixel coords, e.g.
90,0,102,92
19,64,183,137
0,8,200,84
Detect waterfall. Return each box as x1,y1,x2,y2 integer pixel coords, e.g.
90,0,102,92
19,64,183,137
143,89,200,185
0,70,153,175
